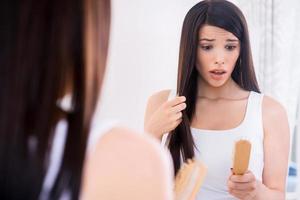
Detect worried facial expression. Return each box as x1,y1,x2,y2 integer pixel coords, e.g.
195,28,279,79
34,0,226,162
196,25,240,87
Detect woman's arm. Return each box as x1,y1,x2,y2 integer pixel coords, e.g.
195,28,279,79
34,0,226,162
81,127,174,200
256,96,290,199
228,96,290,200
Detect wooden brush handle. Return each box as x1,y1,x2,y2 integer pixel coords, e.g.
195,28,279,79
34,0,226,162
232,140,251,175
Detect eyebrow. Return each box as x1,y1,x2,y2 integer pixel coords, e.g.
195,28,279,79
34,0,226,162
226,39,239,42
199,38,215,42
199,38,239,42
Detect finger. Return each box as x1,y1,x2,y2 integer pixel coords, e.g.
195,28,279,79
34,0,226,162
173,112,183,120
172,118,182,128
176,117,183,124
228,189,244,199
228,180,256,191
229,189,252,199
230,172,255,183
245,191,257,200
229,193,245,199
165,96,186,107
170,102,186,113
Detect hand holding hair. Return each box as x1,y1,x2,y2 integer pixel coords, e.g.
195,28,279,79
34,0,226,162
145,96,186,139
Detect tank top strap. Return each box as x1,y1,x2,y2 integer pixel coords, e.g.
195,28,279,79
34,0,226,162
243,91,264,138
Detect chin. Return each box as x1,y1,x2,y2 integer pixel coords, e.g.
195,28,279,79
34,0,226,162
207,79,228,88
210,82,226,88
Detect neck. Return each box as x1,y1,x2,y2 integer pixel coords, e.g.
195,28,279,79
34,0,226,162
197,77,242,99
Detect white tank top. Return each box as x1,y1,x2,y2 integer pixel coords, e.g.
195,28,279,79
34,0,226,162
163,90,264,200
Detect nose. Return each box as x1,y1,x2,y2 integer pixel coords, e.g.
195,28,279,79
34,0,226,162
214,50,225,66
214,60,224,65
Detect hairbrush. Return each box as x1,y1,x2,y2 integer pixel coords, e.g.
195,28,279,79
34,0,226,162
232,139,251,175
174,159,207,200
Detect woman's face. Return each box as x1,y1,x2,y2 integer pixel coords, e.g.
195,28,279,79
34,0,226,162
196,25,240,87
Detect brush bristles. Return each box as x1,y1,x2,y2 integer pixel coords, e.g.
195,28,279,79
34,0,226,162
174,159,207,200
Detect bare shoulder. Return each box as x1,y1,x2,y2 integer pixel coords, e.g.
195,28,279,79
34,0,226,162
263,95,286,113
262,95,287,120
82,126,173,200
262,95,289,136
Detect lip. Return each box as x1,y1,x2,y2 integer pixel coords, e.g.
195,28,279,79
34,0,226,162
209,69,227,81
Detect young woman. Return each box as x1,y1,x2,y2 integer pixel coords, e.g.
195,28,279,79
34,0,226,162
145,0,290,199
0,0,173,199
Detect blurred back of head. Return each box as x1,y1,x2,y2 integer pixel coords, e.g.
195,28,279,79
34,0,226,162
0,0,110,199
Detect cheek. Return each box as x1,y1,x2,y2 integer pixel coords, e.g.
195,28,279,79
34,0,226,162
196,52,211,71
227,52,240,70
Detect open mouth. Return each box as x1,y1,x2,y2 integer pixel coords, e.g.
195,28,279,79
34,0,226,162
209,69,227,81
209,70,226,75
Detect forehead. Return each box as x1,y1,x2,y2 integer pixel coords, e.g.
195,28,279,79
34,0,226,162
198,25,238,41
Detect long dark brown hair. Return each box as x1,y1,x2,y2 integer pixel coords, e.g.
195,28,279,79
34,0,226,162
0,0,110,199
168,0,260,175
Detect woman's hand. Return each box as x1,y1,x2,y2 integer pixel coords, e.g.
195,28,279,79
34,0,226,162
227,170,258,200
144,96,186,139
